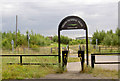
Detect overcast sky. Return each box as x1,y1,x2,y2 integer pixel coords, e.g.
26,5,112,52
0,0,119,38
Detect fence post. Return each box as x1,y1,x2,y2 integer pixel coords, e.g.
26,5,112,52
99,47,101,52
91,55,95,68
111,47,112,52
51,48,52,53
20,55,22,65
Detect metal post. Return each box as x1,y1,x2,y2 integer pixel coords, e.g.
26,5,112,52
86,28,89,66
99,47,101,52
20,55,22,65
27,33,30,54
58,30,61,64
79,45,81,51
51,48,52,53
91,55,95,68
96,39,98,50
15,15,17,48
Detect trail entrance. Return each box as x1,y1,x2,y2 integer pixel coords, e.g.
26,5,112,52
58,16,88,71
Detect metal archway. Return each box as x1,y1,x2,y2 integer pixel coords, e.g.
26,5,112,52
58,16,89,66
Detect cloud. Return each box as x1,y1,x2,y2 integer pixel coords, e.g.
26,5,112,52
1,0,118,38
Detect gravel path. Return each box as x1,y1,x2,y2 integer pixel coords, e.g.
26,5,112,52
41,62,116,79
70,54,119,71
41,54,119,79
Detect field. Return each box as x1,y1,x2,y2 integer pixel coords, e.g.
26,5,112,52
1,44,120,79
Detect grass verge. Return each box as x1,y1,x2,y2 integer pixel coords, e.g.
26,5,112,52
81,65,119,79
2,64,62,79
2,55,63,79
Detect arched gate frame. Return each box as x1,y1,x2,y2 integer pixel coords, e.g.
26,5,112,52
58,16,89,66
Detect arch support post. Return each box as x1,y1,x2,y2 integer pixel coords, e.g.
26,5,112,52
58,30,61,64
86,28,89,66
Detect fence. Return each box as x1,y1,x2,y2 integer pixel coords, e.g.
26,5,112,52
2,46,70,66
1,54,58,65
98,46,120,52
91,53,120,68
2,47,58,54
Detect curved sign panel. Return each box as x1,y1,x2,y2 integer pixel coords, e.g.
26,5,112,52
59,16,87,31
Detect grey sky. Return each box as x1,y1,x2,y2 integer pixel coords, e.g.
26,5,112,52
1,0,119,38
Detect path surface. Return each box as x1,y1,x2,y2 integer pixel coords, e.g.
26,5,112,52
70,54,119,71
41,62,116,79
41,54,119,79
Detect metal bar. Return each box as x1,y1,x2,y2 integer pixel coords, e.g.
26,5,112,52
95,62,120,64
7,63,58,65
0,55,59,56
91,53,120,55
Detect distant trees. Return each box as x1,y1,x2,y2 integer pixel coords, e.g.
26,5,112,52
2,27,119,50
92,28,120,46
52,35,71,44
52,35,87,45
2,30,51,49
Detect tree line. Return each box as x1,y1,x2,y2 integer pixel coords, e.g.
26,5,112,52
2,30,51,49
1,28,119,50
1,30,87,50
92,28,120,46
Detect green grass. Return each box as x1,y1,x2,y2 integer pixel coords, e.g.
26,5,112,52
2,64,60,79
1,45,119,79
1,55,62,79
82,65,119,79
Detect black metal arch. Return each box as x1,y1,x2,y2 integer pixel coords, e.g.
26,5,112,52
58,16,89,66
58,16,87,31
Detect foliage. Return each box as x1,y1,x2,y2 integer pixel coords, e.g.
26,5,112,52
2,27,119,50
52,35,71,44
92,28,120,46
2,30,51,49
52,35,87,45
